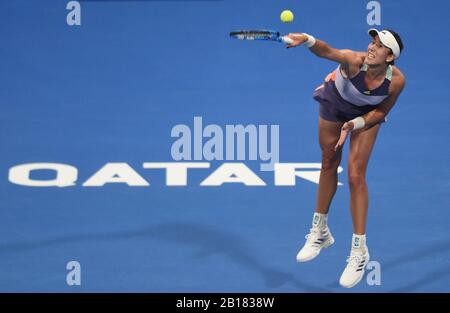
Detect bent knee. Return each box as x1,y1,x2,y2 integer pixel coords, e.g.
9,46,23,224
321,154,341,171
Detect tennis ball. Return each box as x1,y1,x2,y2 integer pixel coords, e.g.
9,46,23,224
280,10,294,23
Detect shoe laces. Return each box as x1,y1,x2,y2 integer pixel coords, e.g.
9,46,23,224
346,253,366,269
305,228,323,246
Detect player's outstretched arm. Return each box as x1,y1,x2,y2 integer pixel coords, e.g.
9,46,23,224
286,33,362,71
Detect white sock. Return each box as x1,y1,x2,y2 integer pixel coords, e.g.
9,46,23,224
351,233,367,251
312,212,328,229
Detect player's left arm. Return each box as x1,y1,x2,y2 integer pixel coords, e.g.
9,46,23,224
334,69,405,150
361,69,406,129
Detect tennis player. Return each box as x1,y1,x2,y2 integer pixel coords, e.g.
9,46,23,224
286,29,405,288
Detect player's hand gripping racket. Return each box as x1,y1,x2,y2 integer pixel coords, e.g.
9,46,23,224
229,30,294,45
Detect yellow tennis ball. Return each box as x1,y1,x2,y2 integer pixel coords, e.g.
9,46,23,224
280,10,294,23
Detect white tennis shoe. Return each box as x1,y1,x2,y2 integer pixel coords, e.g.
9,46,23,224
296,227,335,262
339,249,370,288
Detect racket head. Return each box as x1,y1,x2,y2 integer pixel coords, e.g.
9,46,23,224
229,30,281,41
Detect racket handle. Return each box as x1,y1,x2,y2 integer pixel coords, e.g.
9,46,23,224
281,36,294,44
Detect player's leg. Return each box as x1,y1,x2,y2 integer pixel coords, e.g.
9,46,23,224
315,116,344,214
297,116,343,262
339,123,381,288
348,123,380,235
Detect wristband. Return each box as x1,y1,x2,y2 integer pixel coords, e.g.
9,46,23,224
303,33,316,48
350,117,366,131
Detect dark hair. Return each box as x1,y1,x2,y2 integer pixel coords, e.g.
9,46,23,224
386,29,404,65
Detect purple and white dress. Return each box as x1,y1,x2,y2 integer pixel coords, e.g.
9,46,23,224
313,63,392,122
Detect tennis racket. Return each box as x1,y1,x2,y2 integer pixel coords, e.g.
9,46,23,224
229,30,294,44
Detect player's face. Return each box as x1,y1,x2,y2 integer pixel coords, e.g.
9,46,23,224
365,35,394,65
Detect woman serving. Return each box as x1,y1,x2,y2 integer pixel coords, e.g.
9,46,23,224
286,29,405,288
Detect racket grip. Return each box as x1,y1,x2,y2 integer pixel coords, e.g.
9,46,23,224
281,36,294,44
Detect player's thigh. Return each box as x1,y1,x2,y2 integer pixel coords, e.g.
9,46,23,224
318,116,343,151
318,117,344,166
348,124,381,174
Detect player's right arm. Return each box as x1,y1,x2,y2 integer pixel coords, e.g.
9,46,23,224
286,33,363,76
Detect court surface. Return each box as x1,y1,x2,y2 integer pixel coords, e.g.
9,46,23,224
1,0,449,292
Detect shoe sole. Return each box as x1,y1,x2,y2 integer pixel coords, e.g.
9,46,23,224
339,270,365,288
296,236,335,263
339,255,370,288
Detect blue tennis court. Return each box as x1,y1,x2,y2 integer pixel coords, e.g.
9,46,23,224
1,0,449,292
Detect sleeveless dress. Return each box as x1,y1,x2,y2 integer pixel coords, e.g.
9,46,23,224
313,63,392,122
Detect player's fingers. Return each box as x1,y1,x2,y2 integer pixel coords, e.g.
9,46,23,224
287,33,302,42
288,32,302,38
335,138,344,151
334,142,340,151
286,40,301,48
334,131,348,151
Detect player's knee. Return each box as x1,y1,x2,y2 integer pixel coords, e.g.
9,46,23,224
347,165,366,189
321,154,340,172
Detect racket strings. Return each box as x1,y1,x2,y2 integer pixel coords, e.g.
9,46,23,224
230,30,280,41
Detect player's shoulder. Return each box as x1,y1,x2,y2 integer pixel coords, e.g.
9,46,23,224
391,66,406,91
392,66,405,80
